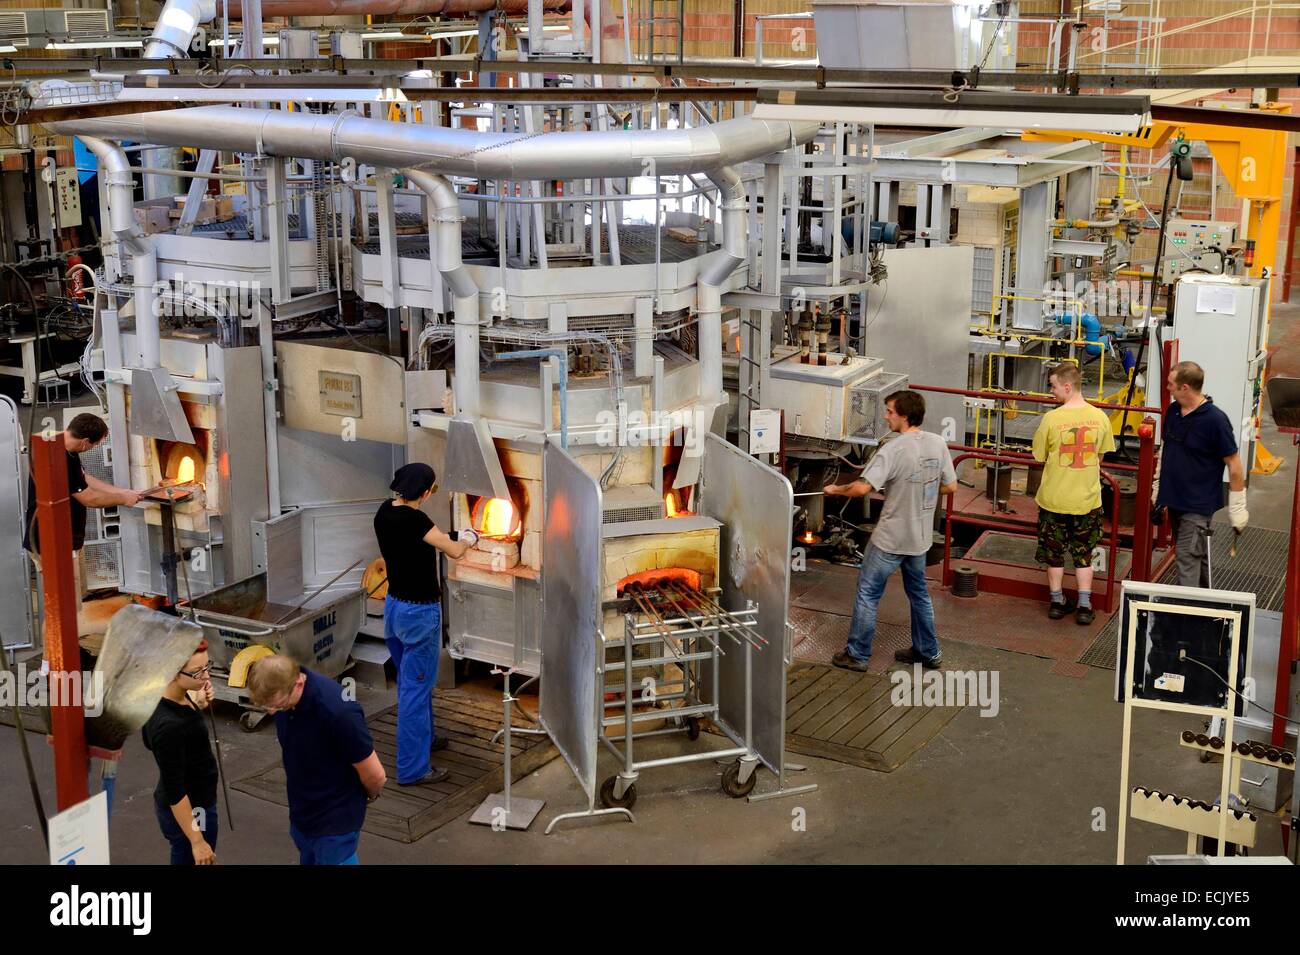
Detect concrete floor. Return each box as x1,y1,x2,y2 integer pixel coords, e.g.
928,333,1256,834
2,305,1296,865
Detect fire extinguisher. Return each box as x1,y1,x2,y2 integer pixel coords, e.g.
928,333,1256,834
66,252,85,301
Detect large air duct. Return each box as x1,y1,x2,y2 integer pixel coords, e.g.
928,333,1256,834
78,136,194,445
51,107,815,182
698,166,746,409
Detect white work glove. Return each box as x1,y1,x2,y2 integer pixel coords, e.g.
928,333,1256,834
1228,489,1249,532
1150,470,1160,508
460,528,480,547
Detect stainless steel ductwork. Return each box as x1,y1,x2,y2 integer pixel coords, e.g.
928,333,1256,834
77,136,195,445
51,108,817,183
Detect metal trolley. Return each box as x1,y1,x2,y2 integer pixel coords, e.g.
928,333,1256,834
597,585,767,810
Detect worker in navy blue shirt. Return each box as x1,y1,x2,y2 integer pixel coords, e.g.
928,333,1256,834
247,654,386,864
1152,361,1249,588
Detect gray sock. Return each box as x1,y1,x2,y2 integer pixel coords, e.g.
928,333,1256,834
1079,590,1092,609
1050,589,1064,604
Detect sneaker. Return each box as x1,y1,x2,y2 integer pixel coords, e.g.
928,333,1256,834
430,735,449,753
831,649,870,672
894,647,942,670
398,767,450,787
1075,606,1096,626
1048,597,1077,620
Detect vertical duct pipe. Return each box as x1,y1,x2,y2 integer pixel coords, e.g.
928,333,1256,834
404,170,481,417
78,136,158,365
141,0,218,197
696,166,746,407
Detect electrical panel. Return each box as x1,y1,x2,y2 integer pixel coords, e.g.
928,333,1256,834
1161,218,1236,284
54,167,82,228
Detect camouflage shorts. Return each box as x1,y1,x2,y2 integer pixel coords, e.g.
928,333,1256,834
1035,507,1104,569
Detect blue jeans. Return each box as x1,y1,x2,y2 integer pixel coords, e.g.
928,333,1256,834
290,824,360,865
845,543,940,663
155,800,219,866
384,595,441,784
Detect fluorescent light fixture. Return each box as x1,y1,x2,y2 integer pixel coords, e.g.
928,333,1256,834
49,40,145,50
364,31,412,40
207,36,279,46
426,29,478,40
0,44,17,53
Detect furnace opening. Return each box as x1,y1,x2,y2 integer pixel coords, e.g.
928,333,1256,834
155,433,210,489
469,483,526,541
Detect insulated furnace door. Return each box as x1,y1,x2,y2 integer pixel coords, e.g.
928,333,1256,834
539,440,603,806
698,432,793,777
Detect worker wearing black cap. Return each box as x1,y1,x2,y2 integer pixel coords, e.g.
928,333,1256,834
373,464,477,786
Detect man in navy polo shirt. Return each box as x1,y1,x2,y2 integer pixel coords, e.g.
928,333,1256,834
1153,361,1249,588
248,655,386,864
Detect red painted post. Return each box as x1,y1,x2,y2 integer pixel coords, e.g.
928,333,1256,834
1132,417,1158,583
32,433,89,811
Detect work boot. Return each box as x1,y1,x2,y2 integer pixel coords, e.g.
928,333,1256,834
894,647,942,670
831,649,870,672
399,767,450,787
430,735,449,754
1048,597,1077,620
1076,606,1096,626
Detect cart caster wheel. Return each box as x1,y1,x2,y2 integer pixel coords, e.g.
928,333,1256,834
721,761,758,798
1198,750,1214,764
685,717,701,741
599,776,637,810
239,711,264,733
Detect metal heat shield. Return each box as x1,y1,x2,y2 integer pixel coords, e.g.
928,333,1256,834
539,440,603,806
0,397,33,650
444,417,510,500
129,366,195,444
698,432,793,778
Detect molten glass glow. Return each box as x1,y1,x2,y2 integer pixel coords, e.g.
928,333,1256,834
664,492,678,518
176,455,196,484
478,497,520,539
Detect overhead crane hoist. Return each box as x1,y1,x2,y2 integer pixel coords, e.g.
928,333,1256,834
1025,104,1291,474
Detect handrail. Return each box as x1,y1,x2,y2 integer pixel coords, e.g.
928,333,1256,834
943,449,1122,613
912,383,1162,417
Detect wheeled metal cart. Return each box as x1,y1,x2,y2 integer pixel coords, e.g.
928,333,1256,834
596,589,767,810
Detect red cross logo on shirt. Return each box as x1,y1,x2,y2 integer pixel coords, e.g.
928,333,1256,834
1059,426,1097,469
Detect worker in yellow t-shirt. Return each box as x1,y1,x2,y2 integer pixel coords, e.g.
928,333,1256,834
1030,362,1116,626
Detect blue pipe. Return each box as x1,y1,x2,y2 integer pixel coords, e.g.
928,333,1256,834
1056,312,1108,357
496,349,568,450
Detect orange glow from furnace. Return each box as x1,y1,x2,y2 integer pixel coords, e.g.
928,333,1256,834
478,497,521,539
665,492,679,518
176,455,196,484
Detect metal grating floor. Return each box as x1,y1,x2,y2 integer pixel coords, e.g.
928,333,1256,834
233,687,556,843
966,531,1133,580
784,662,963,772
1077,521,1290,670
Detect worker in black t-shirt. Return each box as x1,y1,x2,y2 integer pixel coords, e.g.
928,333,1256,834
25,412,142,612
372,464,476,787
1152,361,1249,588
142,639,220,865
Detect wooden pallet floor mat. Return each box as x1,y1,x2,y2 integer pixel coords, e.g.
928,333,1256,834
232,688,558,843
783,662,963,772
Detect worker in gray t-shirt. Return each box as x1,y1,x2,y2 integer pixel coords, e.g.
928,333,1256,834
824,390,957,671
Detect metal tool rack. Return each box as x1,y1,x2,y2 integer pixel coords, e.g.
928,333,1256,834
597,585,768,810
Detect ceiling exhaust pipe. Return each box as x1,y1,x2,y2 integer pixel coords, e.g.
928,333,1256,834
405,169,509,500
78,136,194,445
